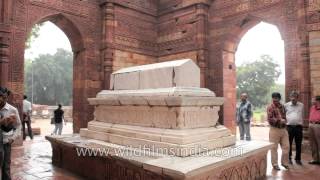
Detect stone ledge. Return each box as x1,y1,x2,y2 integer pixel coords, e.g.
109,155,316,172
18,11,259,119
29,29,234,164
80,122,236,157
96,87,216,97
89,96,224,106
46,135,272,180
89,87,223,107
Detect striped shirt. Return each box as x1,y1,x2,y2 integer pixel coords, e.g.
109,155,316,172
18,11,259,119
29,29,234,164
267,102,286,128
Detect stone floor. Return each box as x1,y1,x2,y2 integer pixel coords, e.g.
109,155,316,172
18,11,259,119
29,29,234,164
9,120,320,179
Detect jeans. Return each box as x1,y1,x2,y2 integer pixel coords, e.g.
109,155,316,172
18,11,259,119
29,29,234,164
287,125,303,161
238,121,251,140
53,123,63,135
2,143,11,180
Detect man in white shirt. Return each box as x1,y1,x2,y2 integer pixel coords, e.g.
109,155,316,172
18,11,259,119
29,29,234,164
22,95,33,140
0,87,21,180
284,91,304,165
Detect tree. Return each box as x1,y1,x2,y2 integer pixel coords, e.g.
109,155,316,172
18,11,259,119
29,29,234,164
268,83,285,102
25,24,42,49
24,49,73,105
236,55,281,107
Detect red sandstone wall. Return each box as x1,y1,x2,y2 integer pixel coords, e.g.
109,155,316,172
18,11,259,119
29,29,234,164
306,0,320,100
100,0,159,89
157,0,210,88
156,0,312,132
1,0,319,134
113,50,156,72
208,0,311,131
1,0,102,133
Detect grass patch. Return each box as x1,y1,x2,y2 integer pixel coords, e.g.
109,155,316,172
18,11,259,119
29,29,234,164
253,108,267,123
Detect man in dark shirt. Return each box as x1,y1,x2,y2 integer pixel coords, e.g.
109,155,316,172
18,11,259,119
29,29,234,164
52,104,64,135
267,92,289,170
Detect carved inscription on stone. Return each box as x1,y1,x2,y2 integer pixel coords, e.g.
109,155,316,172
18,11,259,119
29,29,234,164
213,0,281,17
308,0,320,11
29,0,89,17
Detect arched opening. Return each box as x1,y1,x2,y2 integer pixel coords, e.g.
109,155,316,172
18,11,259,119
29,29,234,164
235,22,285,140
220,18,285,134
23,14,84,138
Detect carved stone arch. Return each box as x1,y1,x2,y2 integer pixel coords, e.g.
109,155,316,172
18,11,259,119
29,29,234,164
5,0,102,135
216,13,286,131
26,13,85,53
223,14,284,53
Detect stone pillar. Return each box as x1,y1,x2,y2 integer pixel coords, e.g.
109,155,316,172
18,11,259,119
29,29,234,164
0,0,13,24
195,3,210,88
0,34,10,87
0,0,12,87
101,2,115,89
296,0,311,122
0,0,23,146
284,0,311,119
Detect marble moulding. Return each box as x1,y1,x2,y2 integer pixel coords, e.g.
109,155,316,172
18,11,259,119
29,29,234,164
80,59,236,157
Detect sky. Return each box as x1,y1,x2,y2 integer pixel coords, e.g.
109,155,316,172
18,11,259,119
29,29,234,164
235,22,285,84
25,21,285,84
24,22,72,60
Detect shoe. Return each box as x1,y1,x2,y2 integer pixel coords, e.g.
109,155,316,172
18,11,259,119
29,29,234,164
296,160,302,165
308,160,320,165
289,159,293,164
282,164,290,169
273,165,280,170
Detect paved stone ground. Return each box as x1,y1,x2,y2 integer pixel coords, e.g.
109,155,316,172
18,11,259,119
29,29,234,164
243,127,320,180
9,120,320,179
11,119,82,180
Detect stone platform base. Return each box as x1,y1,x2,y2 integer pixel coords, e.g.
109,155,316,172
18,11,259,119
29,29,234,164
80,121,235,157
46,135,272,180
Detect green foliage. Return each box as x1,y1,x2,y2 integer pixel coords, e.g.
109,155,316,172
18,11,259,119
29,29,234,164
268,83,285,102
24,49,73,105
25,24,42,49
236,55,281,108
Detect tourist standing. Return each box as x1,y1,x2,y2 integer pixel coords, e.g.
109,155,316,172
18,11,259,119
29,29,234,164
308,96,320,165
52,104,65,135
22,95,33,140
284,91,304,165
0,87,21,180
236,93,253,140
267,92,289,170
0,111,17,180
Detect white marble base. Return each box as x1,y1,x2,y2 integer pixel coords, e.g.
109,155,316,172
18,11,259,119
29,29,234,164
88,87,224,129
80,121,235,157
